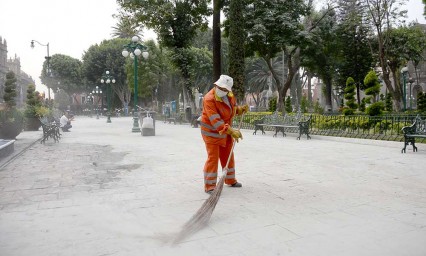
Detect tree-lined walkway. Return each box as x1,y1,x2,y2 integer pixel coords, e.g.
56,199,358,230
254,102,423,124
1,116,426,255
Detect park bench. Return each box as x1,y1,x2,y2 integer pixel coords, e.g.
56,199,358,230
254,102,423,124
165,113,184,125
401,115,426,153
39,117,61,144
253,111,312,140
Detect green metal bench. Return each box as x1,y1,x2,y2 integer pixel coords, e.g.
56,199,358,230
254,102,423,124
39,117,61,144
253,112,312,140
401,115,426,153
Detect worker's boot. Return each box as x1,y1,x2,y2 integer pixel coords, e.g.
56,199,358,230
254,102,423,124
230,182,242,187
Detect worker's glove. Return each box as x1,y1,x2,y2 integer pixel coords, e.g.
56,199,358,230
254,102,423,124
237,105,249,115
226,127,243,142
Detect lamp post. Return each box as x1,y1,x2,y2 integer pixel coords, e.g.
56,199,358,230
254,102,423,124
100,70,116,123
87,93,94,117
401,66,409,112
408,77,414,110
92,86,102,119
122,36,149,133
30,40,51,100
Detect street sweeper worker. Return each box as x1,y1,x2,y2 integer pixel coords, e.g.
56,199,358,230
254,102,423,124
200,74,249,194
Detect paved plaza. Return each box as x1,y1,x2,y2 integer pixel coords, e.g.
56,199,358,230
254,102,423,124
0,116,426,256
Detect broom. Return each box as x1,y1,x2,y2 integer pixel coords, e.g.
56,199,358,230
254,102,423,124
173,113,245,244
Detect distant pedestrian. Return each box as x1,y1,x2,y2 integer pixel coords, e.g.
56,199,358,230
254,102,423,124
60,112,73,132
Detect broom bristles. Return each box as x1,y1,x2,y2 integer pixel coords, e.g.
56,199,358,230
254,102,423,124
173,169,227,244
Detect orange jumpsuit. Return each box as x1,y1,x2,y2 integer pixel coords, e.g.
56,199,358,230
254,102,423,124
200,88,244,192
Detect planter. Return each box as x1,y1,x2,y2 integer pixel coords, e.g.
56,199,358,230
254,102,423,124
0,121,23,139
24,117,41,131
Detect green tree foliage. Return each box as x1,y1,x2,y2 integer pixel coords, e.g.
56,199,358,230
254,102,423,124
111,15,142,39
303,8,341,111
313,99,324,114
300,95,308,113
41,54,83,96
363,70,381,103
24,85,43,118
268,97,277,112
343,77,358,115
385,93,393,112
82,38,130,108
385,25,426,107
335,0,373,106
116,0,211,109
417,92,426,113
241,0,310,110
55,89,72,111
424,0,426,17
359,97,366,112
3,71,17,109
285,96,292,113
192,28,213,50
245,57,283,108
364,0,408,112
228,0,245,102
366,102,384,116
188,46,213,93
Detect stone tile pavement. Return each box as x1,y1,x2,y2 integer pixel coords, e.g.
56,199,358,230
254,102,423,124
0,116,425,256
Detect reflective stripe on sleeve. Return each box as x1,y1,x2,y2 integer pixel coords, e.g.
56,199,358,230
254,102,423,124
209,114,220,121
200,121,215,130
213,120,224,129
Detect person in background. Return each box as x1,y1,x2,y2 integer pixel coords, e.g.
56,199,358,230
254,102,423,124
60,112,73,132
199,74,249,194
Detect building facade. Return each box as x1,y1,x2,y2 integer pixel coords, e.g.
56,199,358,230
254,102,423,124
0,36,35,108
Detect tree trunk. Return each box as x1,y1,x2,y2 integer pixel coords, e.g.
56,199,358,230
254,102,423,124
278,48,301,113
324,77,332,112
228,0,245,102
212,0,221,82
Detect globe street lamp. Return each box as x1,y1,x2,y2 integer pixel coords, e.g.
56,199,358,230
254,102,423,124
31,40,52,100
408,77,414,110
401,66,409,112
87,93,94,118
92,86,102,119
122,36,149,133
100,70,116,123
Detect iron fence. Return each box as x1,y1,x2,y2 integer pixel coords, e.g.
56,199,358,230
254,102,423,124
233,113,426,143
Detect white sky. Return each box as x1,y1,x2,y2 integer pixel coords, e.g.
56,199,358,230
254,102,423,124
0,0,425,95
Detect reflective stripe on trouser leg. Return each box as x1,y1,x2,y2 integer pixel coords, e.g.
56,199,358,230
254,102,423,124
204,143,220,192
219,139,237,186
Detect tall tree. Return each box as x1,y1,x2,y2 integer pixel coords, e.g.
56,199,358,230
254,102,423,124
386,24,426,90
116,0,211,110
228,0,245,102
302,8,341,111
242,0,310,111
245,57,283,108
41,54,83,100
212,0,222,82
82,38,130,110
111,15,142,38
364,0,407,111
335,0,373,106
